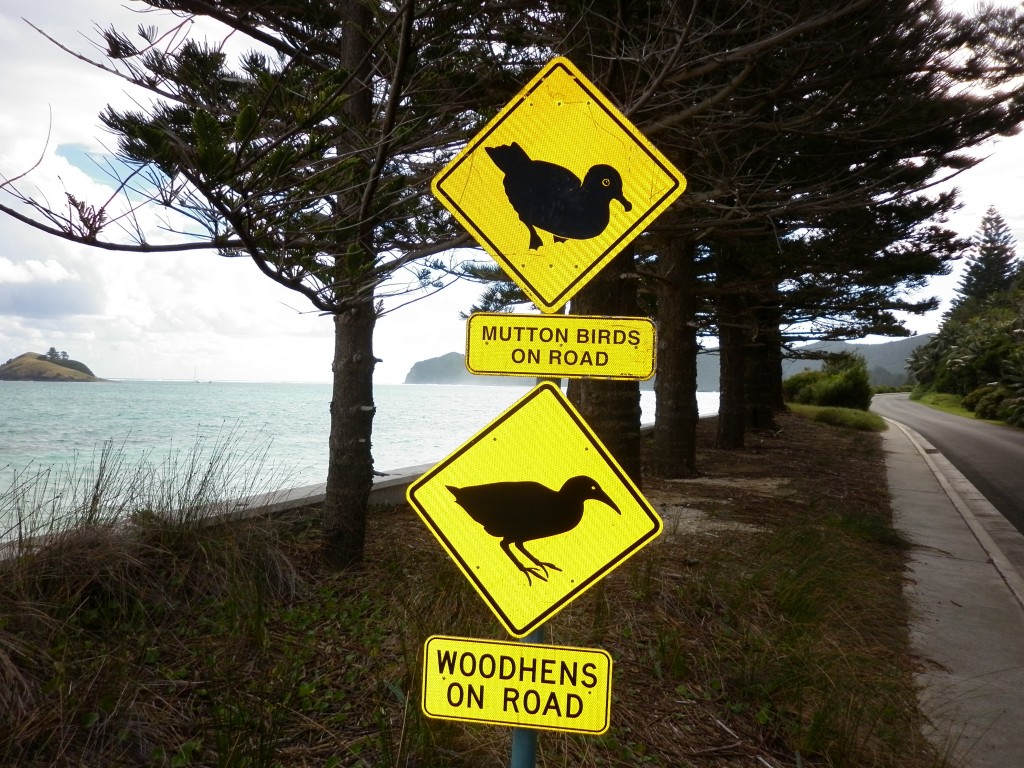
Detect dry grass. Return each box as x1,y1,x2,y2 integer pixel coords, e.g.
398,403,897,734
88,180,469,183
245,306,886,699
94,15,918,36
0,412,945,767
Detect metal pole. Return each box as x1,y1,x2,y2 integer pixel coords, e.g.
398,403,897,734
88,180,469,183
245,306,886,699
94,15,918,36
509,624,545,768
513,365,559,768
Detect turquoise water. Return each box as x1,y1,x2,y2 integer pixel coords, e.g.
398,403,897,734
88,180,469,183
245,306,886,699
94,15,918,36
0,380,718,490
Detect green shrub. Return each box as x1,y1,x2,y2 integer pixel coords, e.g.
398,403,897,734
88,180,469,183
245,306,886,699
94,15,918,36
813,364,872,410
783,355,872,411
932,363,964,395
975,388,1009,420
962,385,998,412
782,369,828,404
1006,397,1024,427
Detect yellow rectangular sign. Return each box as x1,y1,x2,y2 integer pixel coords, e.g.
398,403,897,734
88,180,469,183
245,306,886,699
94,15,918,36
422,635,612,734
466,313,655,380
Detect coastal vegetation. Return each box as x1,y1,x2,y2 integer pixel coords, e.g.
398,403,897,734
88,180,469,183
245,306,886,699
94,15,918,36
1,1,1022,568
908,208,1024,427
0,412,942,767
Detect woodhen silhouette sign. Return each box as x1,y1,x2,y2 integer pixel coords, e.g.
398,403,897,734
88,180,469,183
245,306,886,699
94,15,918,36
432,57,687,313
422,635,612,733
465,313,655,380
406,382,663,638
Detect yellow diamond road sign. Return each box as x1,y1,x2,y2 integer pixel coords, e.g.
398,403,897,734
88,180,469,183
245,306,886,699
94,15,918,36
407,382,663,638
432,56,686,313
422,635,612,734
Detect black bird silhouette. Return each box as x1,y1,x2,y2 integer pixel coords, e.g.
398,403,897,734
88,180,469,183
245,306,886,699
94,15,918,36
485,143,631,250
446,475,620,585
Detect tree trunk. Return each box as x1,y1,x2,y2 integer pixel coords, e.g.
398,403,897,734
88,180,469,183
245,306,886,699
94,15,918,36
324,300,377,568
567,249,643,485
745,347,780,430
653,237,699,478
745,295,784,431
323,0,375,568
715,244,748,449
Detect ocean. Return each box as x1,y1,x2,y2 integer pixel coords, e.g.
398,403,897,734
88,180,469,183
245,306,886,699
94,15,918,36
1,379,718,502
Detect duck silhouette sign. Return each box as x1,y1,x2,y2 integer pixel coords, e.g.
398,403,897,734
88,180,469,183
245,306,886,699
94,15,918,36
406,382,663,638
432,57,687,313
484,143,631,251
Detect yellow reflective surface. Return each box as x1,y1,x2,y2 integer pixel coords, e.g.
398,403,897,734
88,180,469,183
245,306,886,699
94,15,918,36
406,382,663,638
466,312,655,380
432,57,686,313
422,635,612,734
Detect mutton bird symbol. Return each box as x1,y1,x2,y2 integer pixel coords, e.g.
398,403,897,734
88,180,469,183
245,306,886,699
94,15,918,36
485,142,631,250
446,476,620,585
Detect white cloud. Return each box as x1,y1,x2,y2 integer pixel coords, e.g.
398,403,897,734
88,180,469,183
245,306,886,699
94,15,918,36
0,257,76,283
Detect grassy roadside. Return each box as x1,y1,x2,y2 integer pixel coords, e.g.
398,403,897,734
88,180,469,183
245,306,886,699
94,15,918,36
0,412,944,767
786,403,888,432
910,390,1019,428
911,391,976,420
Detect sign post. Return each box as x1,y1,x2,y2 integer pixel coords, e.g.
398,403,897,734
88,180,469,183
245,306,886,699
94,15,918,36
510,626,545,768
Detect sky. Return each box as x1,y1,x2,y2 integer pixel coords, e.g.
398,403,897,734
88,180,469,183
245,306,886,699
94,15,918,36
0,0,1021,384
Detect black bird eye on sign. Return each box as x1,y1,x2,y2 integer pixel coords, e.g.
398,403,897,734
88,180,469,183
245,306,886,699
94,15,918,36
431,56,686,314
407,382,663,638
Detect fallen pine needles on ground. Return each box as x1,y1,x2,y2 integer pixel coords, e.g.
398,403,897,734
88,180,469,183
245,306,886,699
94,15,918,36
0,411,945,767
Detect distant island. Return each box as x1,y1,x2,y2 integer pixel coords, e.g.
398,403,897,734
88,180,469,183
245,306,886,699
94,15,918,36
0,351,101,382
404,352,525,386
404,335,933,389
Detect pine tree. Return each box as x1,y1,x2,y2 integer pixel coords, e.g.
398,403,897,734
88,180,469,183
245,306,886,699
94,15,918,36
955,206,1019,306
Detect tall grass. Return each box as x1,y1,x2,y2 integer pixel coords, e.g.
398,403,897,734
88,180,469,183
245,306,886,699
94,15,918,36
0,429,301,766
1,424,295,547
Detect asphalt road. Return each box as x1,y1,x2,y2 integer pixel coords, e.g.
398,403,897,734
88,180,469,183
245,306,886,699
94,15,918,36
872,393,1024,535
